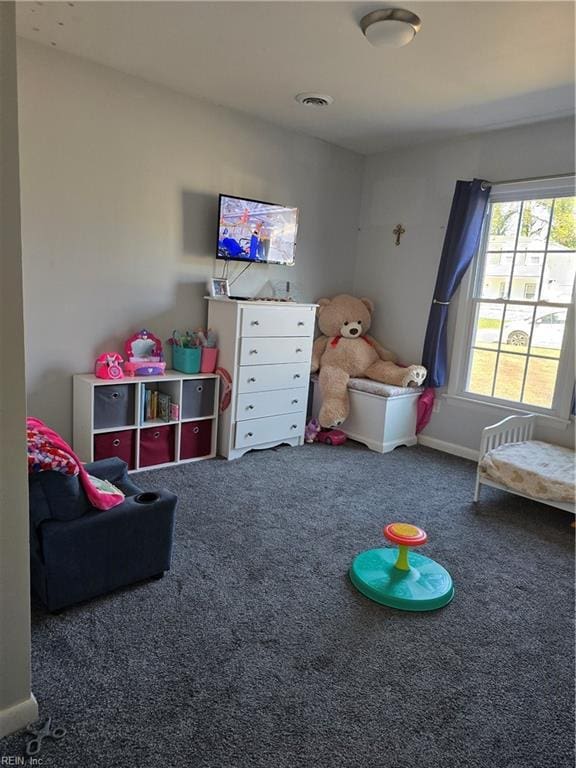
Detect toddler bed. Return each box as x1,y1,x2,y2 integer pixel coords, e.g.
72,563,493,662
475,414,575,514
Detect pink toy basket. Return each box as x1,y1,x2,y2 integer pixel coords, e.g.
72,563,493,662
200,347,218,373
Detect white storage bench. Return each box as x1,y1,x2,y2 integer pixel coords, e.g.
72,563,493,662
310,375,421,453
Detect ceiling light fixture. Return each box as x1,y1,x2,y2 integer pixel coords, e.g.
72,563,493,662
360,8,421,48
295,92,334,107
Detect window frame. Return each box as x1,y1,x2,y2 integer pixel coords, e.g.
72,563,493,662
448,177,575,422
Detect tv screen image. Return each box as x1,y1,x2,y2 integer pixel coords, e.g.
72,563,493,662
217,194,298,266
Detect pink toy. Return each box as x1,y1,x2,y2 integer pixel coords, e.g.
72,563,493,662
95,352,124,380
305,418,321,443
124,361,166,376
316,428,347,446
124,329,166,377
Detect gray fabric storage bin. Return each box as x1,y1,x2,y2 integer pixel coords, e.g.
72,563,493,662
93,384,135,429
182,379,216,420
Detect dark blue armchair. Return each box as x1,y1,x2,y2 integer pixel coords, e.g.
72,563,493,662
29,458,177,612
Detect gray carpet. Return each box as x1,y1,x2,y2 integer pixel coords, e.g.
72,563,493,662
2,443,574,767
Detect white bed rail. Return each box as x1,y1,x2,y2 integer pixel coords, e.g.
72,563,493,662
475,414,536,502
478,414,536,457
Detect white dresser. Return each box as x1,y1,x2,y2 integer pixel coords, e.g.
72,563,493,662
206,298,317,460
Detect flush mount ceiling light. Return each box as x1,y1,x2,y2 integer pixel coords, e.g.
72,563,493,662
360,8,421,48
295,92,334,107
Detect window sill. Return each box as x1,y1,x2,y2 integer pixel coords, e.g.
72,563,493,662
442,393,572,430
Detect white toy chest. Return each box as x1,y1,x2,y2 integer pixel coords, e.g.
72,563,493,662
310,375,421,453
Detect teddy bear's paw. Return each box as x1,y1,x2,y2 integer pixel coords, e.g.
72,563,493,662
401,365,427,388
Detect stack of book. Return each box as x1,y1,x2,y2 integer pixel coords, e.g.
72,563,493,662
142,388,178,423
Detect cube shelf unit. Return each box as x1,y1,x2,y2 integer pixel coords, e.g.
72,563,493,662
73,370,219,471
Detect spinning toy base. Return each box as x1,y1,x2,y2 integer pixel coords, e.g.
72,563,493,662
349,547,454,612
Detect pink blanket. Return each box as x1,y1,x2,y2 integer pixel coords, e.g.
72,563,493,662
27,417,124,510
416,388,435,433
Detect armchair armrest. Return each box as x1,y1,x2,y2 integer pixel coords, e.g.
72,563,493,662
41,488,177,540
85,457,140,496
85,457,129,483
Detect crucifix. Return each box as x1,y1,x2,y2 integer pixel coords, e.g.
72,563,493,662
393,224,406,246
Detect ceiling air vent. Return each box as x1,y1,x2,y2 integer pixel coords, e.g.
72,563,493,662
295,92,334,107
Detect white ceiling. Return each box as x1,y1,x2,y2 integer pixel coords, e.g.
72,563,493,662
16,1,575,155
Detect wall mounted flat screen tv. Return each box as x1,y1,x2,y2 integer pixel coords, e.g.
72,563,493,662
217,194,298,266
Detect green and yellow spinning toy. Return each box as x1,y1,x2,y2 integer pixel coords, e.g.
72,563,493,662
349,523,454,611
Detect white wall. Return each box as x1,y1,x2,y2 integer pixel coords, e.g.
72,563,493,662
16,40,363,441
17,39,574,453
0,3,38,738
354,117,575,452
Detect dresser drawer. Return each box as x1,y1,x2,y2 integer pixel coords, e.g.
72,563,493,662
239,337,312,366
234,412,306,449
240,306,315,338
236,388,306,422
237,363,309,393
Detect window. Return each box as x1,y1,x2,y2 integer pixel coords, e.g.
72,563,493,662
451,178,575,416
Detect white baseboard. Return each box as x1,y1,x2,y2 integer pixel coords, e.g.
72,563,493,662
417,435,479,462
0,694,38,738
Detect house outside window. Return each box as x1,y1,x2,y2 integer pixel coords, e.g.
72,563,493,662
449,177,575,418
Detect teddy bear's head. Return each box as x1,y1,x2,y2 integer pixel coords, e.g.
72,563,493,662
316,294,374,339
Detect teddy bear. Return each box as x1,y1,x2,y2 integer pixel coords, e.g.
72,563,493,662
310,294,427,428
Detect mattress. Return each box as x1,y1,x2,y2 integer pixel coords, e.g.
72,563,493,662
479,440,575,503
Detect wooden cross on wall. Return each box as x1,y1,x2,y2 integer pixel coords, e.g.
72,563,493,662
393,224,406,246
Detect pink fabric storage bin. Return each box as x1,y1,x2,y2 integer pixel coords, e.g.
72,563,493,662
139,425,175,467
200,348,218,373
180,421,212,460
94,430,136,470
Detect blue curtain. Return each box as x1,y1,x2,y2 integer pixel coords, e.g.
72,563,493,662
422,178,491,388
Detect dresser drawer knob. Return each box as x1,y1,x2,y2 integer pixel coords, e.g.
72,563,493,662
290,424,298,430
296,348,303,353
251,320,260,326
293,374,301,379
250,349,258,355
246,405,254,410
297,321,305,326
291,399,299,405
246,432,254,438
248,377,256,383
113,438,121,447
